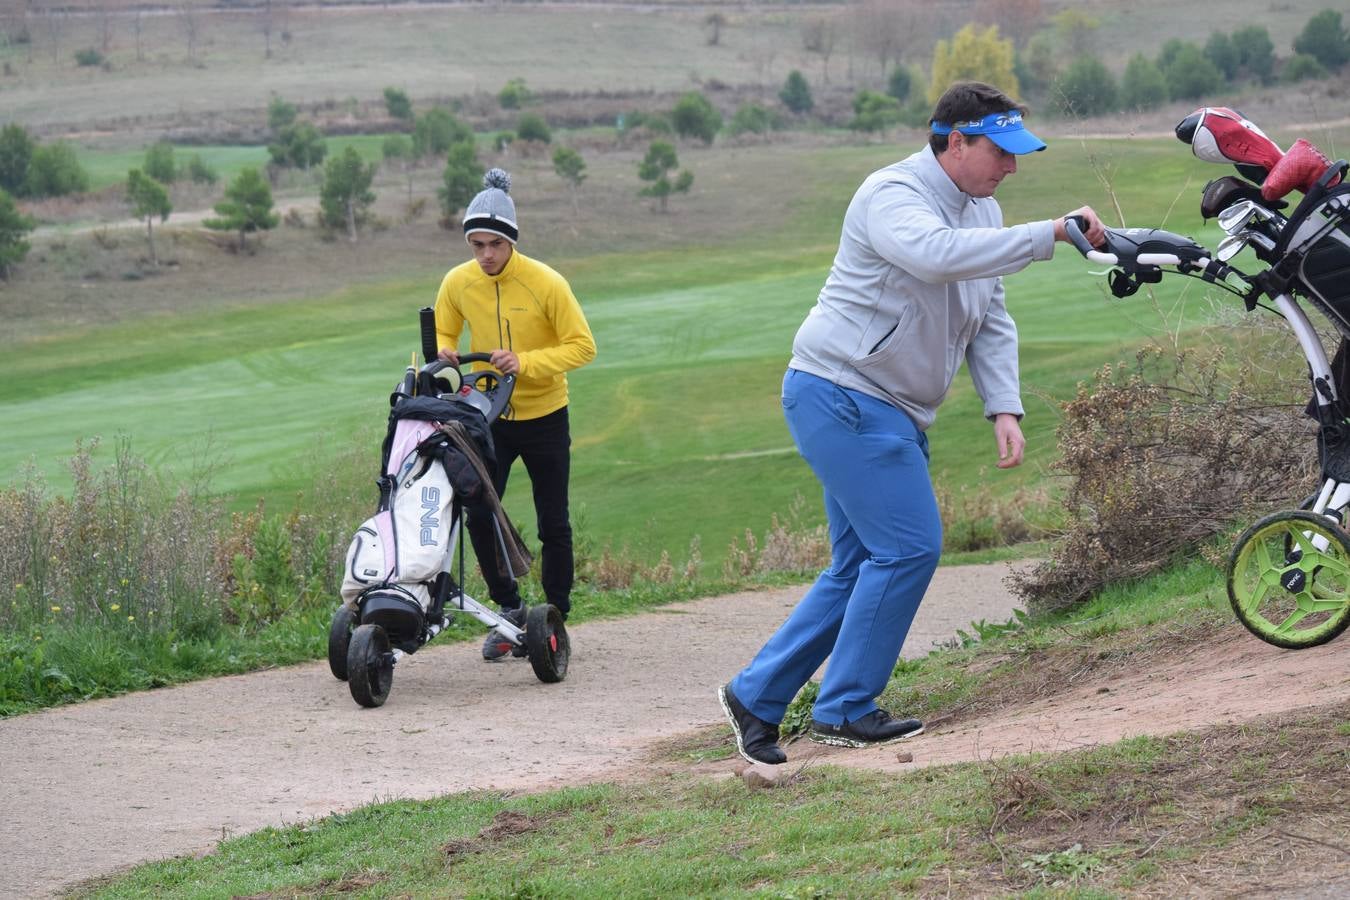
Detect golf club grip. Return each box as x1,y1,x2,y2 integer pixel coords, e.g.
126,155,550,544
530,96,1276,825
1063,215,1094,257
419,306,438,364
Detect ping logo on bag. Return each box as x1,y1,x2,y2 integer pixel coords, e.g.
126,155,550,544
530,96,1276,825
419,486,441,546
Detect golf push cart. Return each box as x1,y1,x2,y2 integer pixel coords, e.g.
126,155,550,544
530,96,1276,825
1063,106,1350,650
327,308,570,707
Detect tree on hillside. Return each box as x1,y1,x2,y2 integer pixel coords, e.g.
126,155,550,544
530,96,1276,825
143,140,177,184
552,146,586,216
267,121,326,170
780,70,814,114
637,141,692,213
498,78,531,110
930,24,1019,104
204,167,279,253
126,169,171,266
382,134,415,200
0,188,36,280
383,86,413,122
439,141,483,224
24,142,88,199
1159,41,1223,100
1052,56,1117,118
1232,25,1276,84
1121,53,1167,111
671,92,722,145
413,108,473,159
849,90,901,133
1204,31,1239,80
887,66,913,103
1293,9,1349,70
800,17,838,83
0,124,34,197
319,146,377,243
516,112,552,145
853,0,929,80
268,94,297,132
176,2,203,66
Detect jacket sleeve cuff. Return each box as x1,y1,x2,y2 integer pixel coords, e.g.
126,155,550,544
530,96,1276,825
984,399,1025,421
1030,220,1056,261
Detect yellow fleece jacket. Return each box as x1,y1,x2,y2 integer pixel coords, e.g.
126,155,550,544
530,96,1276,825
434,248,596,421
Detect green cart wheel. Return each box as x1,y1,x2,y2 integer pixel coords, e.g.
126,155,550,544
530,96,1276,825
1227,510,1350,649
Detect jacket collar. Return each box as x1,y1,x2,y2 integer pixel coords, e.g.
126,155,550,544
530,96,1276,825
483,246,523,283
913,145,972,219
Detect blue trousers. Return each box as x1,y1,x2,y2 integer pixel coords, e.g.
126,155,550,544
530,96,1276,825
730,369,942,726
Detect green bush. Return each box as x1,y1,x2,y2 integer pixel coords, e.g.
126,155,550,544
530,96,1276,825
516,112,552,144
143,140,176,184
185,154,217,185
382,86,413,121
23,141,88,197
498,77,531,110
1052,56,1117,117
412,108,473,158
439,140,483,221
0,123,34,196
1204,31,1239,79
1282,53,1329,83
1121,53,1167,110
848,90,901,133
1159,41,1224,100
728,103,781,136
1292,9,1349,70
1232,25,1276,84
671,92,722,144
887,66,913,103
74,47,104,67
779,69,813,114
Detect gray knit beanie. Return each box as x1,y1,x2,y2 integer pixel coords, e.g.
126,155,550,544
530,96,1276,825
462,168,518,244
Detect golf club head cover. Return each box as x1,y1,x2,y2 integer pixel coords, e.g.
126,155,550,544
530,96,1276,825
1261,138,1340,202
1176,107,1283,183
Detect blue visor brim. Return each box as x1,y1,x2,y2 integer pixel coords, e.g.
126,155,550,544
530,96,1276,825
986,127,1046,154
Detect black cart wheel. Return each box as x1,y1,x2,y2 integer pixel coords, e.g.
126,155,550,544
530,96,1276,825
525,604,570,683
347,624,394,707
327,604,357,681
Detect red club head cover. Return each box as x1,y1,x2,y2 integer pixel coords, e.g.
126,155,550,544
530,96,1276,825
1178,107,1284,175
1261,138,1340,201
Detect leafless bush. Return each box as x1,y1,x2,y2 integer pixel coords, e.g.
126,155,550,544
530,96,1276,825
1011,340,1319,612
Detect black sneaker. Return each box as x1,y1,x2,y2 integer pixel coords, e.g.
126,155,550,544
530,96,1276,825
481,606,526,661
809,710,924,748
718,684,787,765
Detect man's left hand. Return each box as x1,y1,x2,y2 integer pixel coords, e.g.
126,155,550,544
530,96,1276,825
489,349,520,375
993,413,1025,469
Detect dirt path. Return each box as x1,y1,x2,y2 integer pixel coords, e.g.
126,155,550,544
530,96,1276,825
1,562,1347,898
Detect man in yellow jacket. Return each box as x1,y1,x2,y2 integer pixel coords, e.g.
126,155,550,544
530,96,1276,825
434,168,597,660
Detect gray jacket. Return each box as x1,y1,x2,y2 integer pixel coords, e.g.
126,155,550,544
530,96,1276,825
789,146,1056,430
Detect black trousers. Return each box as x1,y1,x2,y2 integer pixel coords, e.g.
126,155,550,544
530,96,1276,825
467,406,574,617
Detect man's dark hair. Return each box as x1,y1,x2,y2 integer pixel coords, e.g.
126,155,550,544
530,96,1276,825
928,82,1028,154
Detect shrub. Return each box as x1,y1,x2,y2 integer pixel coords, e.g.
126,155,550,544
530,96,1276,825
0,187,35,278
1292,9,1349,71
438,140,483,222
849,90,901,133
74,48,104,67
498,77,531,110
887,66,913,103
24,141,88,198
1121,53,1167,111
516,112,551,144
1159,41,1224,100
143,140,176,184
267,122,326,170
0,123,34,195
185,154,217,185
728,103,780,136
382,86,413,121
412,108,473,158
779,69,813,114
1204,31,1239,80
670,92,722,144
1011,342,1317,612
1052,56,1117,117
1232,25,1276,84
1282,53,1329,84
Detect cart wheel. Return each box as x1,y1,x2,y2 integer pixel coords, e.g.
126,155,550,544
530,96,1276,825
525,604,570,683
1227,510,1350,649
327,604,356,681
347,624,394,707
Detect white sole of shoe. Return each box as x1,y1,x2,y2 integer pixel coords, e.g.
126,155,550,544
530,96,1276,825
808,725,925,748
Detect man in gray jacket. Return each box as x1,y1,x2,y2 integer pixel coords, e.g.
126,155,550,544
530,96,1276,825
719,81,1107,764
